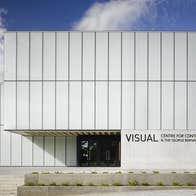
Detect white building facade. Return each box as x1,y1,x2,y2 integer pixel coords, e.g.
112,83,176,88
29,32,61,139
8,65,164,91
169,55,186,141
1,31,196,169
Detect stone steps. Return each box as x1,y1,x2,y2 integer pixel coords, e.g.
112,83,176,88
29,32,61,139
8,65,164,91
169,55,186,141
0,175,24,196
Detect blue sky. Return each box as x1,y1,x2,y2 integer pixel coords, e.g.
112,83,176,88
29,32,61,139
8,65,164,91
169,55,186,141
0,0,196,31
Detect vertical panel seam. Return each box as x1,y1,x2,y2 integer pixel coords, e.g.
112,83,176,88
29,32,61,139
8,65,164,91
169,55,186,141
16,32,18,130
147,32,149,130
68,32,70,130
160,32,162,130
107,32,109,130
134,32,136,130
54,32,57,166
94,32,96,130
55,32,57,130
42,32,45,166
65,136,66,166
0,85,1,165
186,32,189,130
120,32,123,130
29,32,34,166
81,32,83,130
29,32,31,130
173,32,175,130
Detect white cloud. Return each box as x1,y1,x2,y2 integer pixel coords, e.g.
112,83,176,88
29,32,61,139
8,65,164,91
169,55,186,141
0,8,7,73
73,0,158,31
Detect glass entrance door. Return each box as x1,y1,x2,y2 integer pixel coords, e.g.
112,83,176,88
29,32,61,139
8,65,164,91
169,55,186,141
78,138,97,166
77,135,120,167
100,139,120,166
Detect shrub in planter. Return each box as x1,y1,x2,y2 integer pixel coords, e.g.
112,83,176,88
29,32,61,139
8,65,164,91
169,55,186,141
172,182,180,186
37,183,45,186
24,182,34,186
55,171,62,174
141,182,149,186
61,182,69,186
112,182,122,186
42,172,50,174
153,171,159,174
32,172,39,174
186,182,194,186
88,182,95,186
128,181,138,186
155,182,163,186
100,183,109,186
75,182,83,186
50,182,57,186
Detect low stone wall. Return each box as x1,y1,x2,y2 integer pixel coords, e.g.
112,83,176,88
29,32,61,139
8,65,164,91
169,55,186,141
18,186,196,196
25,173,196,186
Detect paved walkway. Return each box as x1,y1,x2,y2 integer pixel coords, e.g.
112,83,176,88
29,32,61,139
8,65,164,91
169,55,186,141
80,189,196,196
0,167,196,196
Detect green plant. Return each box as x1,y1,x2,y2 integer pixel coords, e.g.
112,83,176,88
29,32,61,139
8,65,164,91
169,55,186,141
41,172,50,174
103,172,108,174
37,183,45,186
55,171,62,174
184,171,190,174
50,182,57,186
141,171,146,174
128,181,138,186
61,182,69,186
186,182,194,186
91,171,97,174
24,182,34,186
81,162,88,167
128,171,134,174
141,182,149,186
67,172,73,174
153,171,159,174
75,182,83,186
88,182,95,186
100,162,105,166
32,172,39,174
156,182,163,186
112,182,122,186
172,182,180,186
115,171,122,174
171,171,176,174
89,162,97,166
100,183,109,186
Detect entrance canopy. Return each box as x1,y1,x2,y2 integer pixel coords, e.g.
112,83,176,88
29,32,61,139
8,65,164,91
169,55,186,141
5,129,120,136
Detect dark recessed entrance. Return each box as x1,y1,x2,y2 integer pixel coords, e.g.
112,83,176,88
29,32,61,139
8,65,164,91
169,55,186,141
77,135,120,167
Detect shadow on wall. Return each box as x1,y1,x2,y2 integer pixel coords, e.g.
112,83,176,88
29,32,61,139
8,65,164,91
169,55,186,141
22,135,74,167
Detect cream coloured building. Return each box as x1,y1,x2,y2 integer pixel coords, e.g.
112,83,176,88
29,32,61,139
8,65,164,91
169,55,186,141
1,31,196,169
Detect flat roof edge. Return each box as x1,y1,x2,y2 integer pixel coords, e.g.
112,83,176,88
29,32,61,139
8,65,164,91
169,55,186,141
4,30,196,33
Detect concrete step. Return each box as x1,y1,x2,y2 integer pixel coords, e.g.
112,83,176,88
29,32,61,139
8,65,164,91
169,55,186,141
0,181,23,183
0,189,16,192
0,175,24,196
0,185,22,188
